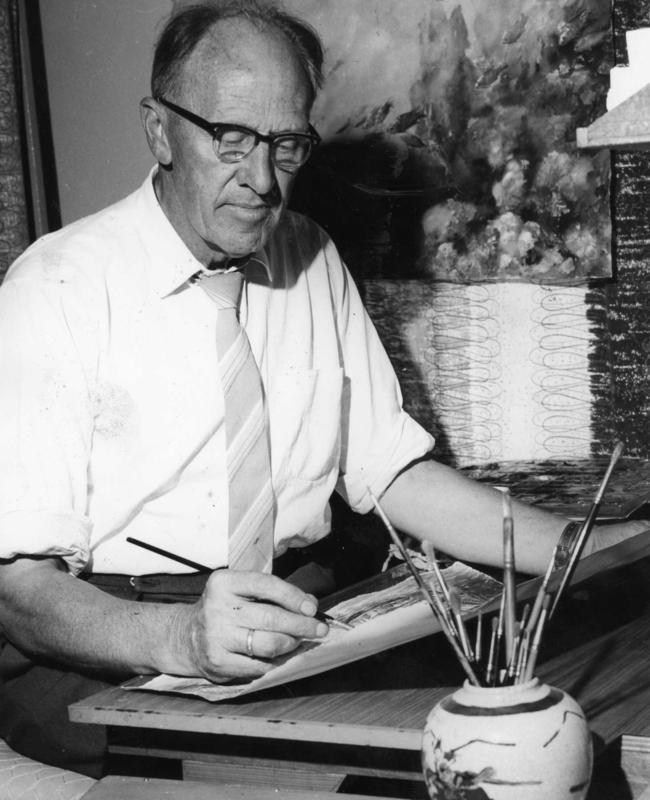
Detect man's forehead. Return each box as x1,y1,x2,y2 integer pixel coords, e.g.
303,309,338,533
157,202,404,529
175,18,312,114
183,17,299,82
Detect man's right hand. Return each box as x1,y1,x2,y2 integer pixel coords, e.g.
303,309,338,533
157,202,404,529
0,557,329,684
167,569,330,682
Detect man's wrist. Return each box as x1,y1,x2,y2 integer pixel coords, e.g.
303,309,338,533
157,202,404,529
151,602,198,677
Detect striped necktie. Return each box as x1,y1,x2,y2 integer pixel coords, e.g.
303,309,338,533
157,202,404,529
198,269,274,572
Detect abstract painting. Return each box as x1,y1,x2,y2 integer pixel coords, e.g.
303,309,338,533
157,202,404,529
290,0,614,284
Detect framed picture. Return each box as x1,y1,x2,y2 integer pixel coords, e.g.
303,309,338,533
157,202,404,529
290,0,614,284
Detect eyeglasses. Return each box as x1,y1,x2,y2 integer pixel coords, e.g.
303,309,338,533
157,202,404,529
157,96,320,173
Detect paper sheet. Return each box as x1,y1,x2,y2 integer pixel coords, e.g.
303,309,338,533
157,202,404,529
124,562,501,702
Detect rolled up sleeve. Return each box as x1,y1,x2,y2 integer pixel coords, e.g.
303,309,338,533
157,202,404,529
0,266,95,574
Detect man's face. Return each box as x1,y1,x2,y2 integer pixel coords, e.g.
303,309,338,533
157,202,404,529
155,21,313,267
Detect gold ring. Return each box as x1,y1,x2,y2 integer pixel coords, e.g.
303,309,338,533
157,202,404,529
246,628,255,658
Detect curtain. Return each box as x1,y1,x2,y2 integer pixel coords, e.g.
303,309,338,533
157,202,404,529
0,0,30,281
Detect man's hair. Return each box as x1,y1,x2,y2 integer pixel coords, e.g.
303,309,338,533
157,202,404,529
151,1,324,105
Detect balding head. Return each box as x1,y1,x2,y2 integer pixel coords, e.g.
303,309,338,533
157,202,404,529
176,15,312,114
151,1,324,107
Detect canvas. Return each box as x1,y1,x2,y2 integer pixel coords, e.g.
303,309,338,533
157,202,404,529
289,0,614,284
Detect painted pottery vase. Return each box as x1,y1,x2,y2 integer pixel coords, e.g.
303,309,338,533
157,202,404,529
421,678,592,799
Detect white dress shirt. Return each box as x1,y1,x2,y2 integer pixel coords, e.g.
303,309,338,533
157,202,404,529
0,170,434,575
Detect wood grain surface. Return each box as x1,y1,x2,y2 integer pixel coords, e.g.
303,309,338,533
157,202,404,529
80,776,396,800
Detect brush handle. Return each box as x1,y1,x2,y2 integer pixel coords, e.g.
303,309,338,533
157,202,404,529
549,441,624,618
368,489,481,685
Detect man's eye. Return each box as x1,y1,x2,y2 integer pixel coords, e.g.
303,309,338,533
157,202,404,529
275,138,300,154
220,130,252,148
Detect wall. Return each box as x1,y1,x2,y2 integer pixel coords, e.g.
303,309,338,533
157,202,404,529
39,0,169,224
41,0,431,225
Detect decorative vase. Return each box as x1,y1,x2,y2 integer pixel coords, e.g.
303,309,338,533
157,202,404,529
421,678,592,799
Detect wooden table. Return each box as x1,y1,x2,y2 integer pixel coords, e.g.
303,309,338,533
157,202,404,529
70,556,650,798
81,775,399,800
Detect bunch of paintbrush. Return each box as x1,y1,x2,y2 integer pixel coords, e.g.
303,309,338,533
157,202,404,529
367,488,481,685
366,441,624,688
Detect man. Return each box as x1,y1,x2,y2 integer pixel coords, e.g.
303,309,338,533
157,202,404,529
0,0,644,778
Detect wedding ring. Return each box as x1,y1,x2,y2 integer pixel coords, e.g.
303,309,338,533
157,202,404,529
246,628,255,658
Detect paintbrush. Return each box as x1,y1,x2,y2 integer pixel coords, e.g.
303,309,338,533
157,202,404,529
507,606,530,681
548,441,624,619
475,610,483,664
526,546,558,636
126,536,352,631
499,488,517,666
494,590,505,685
422,541,452,605
485,616,498,685
428,573,458,636
523,593,551,682
506,622,521,683
422,541,458,634
367,488,481,686
450,589,474,662
515,628,530,684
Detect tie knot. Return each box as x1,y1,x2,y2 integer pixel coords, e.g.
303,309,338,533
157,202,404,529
199,270,244,309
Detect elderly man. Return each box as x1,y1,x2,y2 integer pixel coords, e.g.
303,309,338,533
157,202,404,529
0,0,643,778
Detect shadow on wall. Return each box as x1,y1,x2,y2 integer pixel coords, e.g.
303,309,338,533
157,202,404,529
291,153,454,464
291,135,451,282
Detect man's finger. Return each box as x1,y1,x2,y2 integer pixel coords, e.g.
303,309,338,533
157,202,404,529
209,569,320,615
232,599,327,640
239,626,300,660
204,569,328,638
202,650,274,683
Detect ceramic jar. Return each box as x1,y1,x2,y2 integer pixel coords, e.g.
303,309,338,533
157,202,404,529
421,678,592,799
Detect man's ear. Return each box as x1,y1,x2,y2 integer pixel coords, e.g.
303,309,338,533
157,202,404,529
140,97,172,166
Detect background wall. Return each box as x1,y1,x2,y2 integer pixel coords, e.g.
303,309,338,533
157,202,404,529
41,0,432,225
39,0,168,223
37,0,650,465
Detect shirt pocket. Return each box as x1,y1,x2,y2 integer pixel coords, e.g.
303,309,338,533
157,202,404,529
268,367,343,483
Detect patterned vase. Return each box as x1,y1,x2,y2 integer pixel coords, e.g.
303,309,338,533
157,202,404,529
421,678,592,799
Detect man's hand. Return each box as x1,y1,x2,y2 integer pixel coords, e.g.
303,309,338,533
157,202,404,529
168,570,329,683
0,557,329,683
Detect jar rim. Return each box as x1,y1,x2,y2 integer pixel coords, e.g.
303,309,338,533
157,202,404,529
462,676,540,693
449,677,554,709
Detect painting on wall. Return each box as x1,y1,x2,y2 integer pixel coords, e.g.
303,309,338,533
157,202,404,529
290,0,614,284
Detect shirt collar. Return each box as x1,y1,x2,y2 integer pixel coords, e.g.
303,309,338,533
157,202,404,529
137,167,272,298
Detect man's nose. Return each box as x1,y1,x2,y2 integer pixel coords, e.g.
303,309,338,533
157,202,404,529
237,142,277,196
